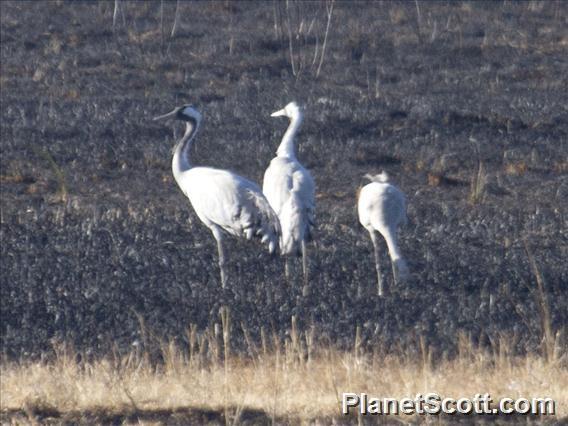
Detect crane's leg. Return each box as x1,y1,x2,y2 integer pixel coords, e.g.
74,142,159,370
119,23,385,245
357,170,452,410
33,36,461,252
391,261,399,285
392,258,409,285
212,227,228,289
301,240,309,296
284,258,291,284
370,230,384,297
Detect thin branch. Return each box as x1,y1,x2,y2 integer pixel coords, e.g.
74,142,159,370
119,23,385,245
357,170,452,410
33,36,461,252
171,0,180,38
112,0,125,30
316,0,334,78
285,0,297,76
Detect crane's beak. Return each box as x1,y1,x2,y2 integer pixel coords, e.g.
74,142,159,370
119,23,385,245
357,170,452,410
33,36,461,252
270,108,286,117
153,108,179,121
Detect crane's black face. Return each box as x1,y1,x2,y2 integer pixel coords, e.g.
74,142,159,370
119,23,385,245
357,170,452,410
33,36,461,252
176,104,193,119
176,105,201,125
153,104,201,125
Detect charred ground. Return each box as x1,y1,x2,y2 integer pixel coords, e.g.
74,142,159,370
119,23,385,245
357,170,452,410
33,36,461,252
1,1,567,359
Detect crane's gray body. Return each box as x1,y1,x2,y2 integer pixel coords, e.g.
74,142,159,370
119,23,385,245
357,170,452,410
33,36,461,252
156,105,281,289
358,172,408,295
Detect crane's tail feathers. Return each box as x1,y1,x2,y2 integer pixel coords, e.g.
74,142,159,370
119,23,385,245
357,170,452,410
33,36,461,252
269,240,278,255
306,213,316,242
279,192,313,256
401,212,409,227
243,189,281,254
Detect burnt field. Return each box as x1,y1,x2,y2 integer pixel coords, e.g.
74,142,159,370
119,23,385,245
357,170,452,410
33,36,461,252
1,0,567,362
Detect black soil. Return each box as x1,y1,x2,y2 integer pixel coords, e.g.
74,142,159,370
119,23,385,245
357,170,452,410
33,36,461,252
1,1,567,360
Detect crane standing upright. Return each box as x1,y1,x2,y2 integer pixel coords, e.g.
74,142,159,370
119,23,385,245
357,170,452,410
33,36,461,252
263,102,315,289
154,104,281,289
358,172,409,296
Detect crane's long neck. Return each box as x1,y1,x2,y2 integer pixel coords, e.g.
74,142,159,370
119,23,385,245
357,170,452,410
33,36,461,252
276,113,303,159
172,119,198,180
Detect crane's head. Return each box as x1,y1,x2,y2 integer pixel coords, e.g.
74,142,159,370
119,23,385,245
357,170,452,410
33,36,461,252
153,104,202,126
270,101,302,119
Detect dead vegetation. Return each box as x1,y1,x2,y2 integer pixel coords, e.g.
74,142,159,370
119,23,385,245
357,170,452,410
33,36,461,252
1,333,566,424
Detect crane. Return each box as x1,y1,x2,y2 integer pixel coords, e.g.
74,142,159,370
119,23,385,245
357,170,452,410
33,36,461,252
358,171,409,296
154,104,281,289
263,102,315,289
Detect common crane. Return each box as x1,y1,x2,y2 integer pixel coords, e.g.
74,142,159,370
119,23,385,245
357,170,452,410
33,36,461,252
358,171,409,296
263,102,315,289
154,104,281,289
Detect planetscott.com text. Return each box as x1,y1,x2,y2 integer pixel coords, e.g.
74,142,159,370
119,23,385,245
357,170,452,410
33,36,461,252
342,393,555,416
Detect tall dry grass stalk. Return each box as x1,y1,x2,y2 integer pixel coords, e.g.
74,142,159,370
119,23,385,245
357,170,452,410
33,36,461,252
1,333,566,422
523,238,560,363
469,160,487,204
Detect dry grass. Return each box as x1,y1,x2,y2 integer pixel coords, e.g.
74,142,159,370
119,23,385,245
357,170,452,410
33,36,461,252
505,161,528,176
468,160,487,204
1,334,567,423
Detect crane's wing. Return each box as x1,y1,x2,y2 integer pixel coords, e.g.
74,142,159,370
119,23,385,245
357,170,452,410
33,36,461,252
180,167,281,253
263,158,291,216
263,157,315,255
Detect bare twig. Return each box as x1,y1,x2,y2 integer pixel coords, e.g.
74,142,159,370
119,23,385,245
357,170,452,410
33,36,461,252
316,0,334,78
112,0,125,30
159,0,164,45
414,0,424,44
171,0,180,38
285,1,297,76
